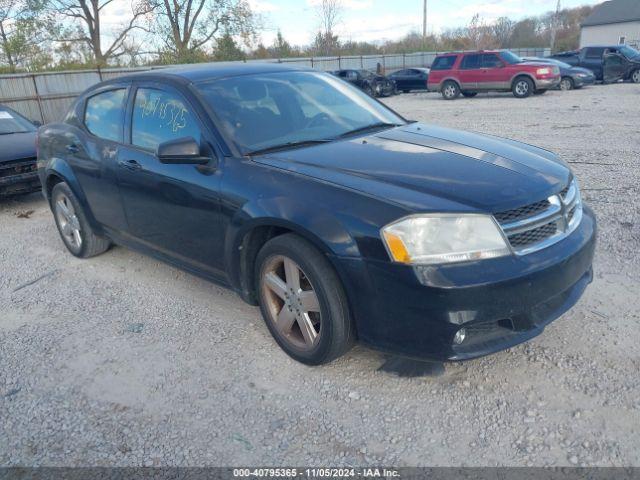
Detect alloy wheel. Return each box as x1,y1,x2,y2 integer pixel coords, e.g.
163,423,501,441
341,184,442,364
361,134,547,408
54,193,82,249
443,84,456,98
261,255,322,350
515,80,529,96
633,70,640,84
560,78,572,90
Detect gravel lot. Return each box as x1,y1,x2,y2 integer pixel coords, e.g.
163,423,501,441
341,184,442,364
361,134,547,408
1,84,639,467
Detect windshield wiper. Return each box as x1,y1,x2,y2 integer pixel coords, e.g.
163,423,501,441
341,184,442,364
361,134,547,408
336,122,401,139
246,139,333,156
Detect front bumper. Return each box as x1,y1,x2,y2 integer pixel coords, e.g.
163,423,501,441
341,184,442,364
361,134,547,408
334,205,596,361
0,159,41,196
535,76,561,89
573,75,595,87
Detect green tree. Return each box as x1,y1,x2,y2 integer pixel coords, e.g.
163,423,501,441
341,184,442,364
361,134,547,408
0,0,49,71
213,32,245,61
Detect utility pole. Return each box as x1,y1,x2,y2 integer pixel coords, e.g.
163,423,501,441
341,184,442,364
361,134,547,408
550,0,561,52
422,0,428,46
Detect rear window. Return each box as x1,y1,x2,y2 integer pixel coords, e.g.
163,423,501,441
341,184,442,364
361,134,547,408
460,54,481,69
84,89,126,142
585,47,605,58
431,56,456,70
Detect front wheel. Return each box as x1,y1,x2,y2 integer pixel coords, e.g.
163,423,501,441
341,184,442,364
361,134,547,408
255,234,354,365
631,69,640,84
512,77,534,98
51,182,111,258
441,81,460,100
560,77,574,91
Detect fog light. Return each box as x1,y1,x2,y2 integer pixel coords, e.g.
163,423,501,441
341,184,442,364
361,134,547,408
454,328,467,345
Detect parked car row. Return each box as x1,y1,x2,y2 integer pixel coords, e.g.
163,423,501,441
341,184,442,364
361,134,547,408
333,46,639,100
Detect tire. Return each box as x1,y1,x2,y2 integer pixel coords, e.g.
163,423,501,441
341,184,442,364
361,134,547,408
441,81,460,100
512,76,534,98
255,233,354,365
461,91,478,98
560,77,574,91
631,69,640,84
51,182,111,258
533,89,547,95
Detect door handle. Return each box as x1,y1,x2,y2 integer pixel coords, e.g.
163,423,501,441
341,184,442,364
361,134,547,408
65,144,80,154
118,159,143,171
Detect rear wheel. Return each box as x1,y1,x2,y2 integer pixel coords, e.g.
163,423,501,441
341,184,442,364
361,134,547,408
255,234,354,365
631,69,640,84
512,76,534,98
51,182,110,258
560,77,574,91
441,81,460,100
461,91,478,98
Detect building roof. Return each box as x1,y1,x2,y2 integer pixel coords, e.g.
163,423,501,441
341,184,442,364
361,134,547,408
582,0,640,27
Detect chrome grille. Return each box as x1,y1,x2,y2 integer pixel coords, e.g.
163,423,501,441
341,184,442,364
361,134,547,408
494,179,582,255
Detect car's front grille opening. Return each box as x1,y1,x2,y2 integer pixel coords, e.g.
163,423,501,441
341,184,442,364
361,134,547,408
0,157,37,178
508,221,559,248
493,199,551,224
494,180,581,255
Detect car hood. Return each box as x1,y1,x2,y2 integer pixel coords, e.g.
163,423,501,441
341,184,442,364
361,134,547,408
0,131,36,163
255,123,571,213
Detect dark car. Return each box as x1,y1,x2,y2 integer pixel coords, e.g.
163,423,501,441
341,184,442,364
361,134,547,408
387,68,430,93
37,63,596,365
522,57,596,90
551,45,640,83
332,69,396,97
0,105,41,197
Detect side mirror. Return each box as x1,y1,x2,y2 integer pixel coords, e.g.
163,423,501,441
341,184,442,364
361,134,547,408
157,137,210,165
32,120,42,127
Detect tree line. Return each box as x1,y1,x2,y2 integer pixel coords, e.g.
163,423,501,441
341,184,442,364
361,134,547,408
0,0,596,74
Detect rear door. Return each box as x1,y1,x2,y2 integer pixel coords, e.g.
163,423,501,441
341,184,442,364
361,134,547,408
115,82,227,277
458,54,482,90
73,85,130,232
409,69,428,89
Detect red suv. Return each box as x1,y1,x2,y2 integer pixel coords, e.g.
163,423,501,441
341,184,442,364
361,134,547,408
427,50,561,99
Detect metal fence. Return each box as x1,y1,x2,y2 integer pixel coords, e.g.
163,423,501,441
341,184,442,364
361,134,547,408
0,48,551,124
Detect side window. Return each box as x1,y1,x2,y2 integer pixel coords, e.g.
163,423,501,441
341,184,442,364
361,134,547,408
460,54,481,69
346,71,358,80
482,54,503,68
84,89,126,142
586,47,604,58
131,88,202,151
431,56,456,70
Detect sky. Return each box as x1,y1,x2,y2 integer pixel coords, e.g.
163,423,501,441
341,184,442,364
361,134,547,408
250,0,603,46
100,0,604,49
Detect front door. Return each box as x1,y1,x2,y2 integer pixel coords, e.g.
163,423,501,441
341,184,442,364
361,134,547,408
480,53,507,89
603,53,627,83
115,84,226,277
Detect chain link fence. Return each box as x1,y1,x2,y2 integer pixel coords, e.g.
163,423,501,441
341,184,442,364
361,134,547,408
0,48,551,124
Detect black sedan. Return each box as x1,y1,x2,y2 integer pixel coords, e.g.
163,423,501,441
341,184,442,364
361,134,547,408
332,69,396,97
0,105,41,197
37,63,595,365
387,67,430,93
523,57,595,90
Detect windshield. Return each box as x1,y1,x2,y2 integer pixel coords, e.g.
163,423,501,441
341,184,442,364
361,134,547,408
620,45,640,58
500,51,523,64
196,71,404,155
0,109,36,135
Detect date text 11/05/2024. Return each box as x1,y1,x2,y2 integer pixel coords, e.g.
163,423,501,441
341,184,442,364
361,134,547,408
233,468,400,478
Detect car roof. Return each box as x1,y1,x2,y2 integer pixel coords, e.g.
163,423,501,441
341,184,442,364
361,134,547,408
113,61,312,84
436,50,503,56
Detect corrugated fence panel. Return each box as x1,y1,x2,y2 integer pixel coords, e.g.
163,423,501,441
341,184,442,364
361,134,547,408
0,48,553,123
35,71,101,96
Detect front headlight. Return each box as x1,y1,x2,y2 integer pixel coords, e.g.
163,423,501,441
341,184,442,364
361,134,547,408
381,214,511,265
